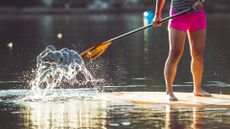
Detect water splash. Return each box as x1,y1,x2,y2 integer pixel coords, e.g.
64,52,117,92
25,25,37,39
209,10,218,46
30,45,104,98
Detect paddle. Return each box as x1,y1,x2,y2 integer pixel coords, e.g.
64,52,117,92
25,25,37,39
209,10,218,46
80,8,193,60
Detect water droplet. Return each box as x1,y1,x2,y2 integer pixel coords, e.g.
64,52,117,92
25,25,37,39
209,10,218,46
121,121,131,126
57,33,63,39
7,42,13,50
109,123,119,127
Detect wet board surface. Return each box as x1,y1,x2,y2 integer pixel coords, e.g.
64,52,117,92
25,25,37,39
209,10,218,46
106,92,230,108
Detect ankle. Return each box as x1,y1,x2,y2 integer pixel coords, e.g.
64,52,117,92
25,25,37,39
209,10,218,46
194,87,203,92
166,91,174,95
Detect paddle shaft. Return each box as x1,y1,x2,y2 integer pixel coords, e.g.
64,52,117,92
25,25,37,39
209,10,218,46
108,8,193,42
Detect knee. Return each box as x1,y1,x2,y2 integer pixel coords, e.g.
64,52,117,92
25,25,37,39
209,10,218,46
168,49,183,61
191,49,204,61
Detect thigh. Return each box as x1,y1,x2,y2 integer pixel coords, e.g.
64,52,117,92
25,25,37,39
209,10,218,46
188,29,206,55
168,28,187,52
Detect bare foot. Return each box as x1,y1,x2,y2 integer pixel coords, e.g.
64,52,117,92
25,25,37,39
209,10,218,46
167,93,179,101
194,89,212,97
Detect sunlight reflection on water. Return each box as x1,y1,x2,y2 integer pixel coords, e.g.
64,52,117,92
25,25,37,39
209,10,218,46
0,89,230,129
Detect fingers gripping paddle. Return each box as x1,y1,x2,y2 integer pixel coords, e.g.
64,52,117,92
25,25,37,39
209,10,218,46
80,8,193,60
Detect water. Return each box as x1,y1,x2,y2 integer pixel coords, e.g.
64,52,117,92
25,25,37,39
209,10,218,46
1,89,230,129
0,12,230,128
30,45,104,97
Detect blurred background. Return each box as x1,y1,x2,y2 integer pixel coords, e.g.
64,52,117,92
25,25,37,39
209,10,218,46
0,1,229,129
0,0,229,91
0,0,229,12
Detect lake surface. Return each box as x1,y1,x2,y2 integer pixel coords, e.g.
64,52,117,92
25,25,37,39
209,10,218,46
0,12,230,128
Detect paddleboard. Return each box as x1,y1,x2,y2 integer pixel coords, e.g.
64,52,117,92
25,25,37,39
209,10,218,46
106,92,230,108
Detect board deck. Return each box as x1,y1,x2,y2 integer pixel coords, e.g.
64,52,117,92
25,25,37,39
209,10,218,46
106,92,230,108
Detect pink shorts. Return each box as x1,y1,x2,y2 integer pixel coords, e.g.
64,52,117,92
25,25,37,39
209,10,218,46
168,9,206,32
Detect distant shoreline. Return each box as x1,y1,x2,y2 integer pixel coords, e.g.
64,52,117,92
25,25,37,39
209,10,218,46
0,7,229,15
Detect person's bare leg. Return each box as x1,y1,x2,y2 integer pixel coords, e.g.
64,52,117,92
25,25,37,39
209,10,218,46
165,28,187,101
188,29,211,97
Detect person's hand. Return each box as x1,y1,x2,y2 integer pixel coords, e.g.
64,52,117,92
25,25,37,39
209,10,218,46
193,0,204,12
152,16,162,27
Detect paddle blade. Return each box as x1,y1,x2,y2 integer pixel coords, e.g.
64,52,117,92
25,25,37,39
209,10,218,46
80,41,112,59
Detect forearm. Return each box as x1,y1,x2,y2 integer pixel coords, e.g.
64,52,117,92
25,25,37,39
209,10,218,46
154,0,166,18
